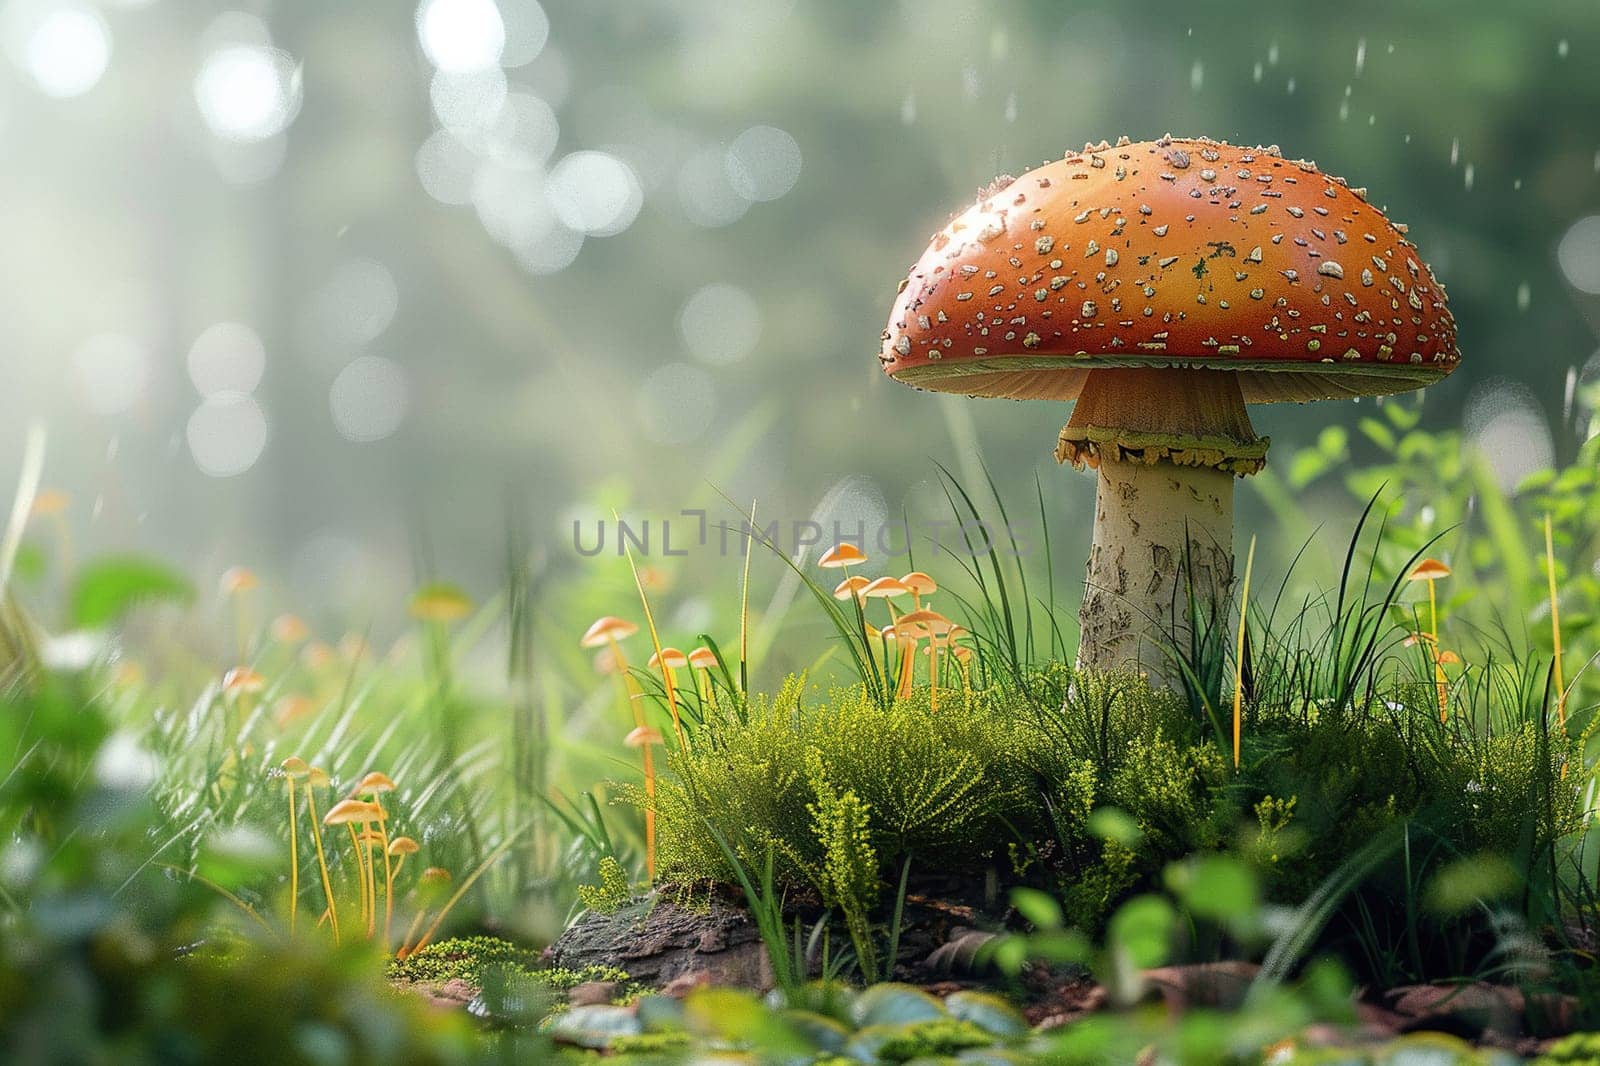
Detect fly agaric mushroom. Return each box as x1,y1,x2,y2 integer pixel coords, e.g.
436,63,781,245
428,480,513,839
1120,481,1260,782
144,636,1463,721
879,136,1459,681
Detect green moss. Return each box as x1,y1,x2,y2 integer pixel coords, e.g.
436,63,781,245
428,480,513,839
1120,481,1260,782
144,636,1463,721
387,936,630,991
870,1018,1001,1061
577,856,633,915
1536,1032,1600,1065
649,677,1046,888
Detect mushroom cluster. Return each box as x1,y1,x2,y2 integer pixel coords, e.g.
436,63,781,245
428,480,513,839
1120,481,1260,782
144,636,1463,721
879,135,1460,681
819,544,971,709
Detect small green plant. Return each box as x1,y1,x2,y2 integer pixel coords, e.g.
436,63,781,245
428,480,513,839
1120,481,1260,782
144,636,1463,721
807,752,882,981
576,855,633,915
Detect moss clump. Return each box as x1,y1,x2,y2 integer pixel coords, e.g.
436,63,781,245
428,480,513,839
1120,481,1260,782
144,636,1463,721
649,676,1046,887
868,1018,1002,1061
388,935,629,991
577,856,633,915
1536,1033,1600,1065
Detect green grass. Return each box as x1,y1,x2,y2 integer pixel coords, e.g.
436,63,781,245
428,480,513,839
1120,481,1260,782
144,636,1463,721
7,407,1600,1060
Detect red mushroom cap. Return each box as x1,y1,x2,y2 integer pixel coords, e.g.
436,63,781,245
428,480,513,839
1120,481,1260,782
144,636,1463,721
880,136,1459,404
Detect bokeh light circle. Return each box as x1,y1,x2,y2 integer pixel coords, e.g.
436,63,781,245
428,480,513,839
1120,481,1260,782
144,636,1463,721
678,283,761,365
724,125,802,202
416,0,505,73
1557,215,1600,295
73,333,148,415
636,362,715,445
188,322,266,397
187,392,268,477
330,356,410,442
22,3,110,98
194,45,301,142
546,151,642,237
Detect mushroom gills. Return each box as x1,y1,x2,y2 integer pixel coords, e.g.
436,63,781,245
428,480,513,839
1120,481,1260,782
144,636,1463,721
1054,367,1267,476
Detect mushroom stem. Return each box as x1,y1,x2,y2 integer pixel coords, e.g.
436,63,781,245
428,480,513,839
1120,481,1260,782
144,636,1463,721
285,780,298,935
304,784,339,945
1060,369,1262,685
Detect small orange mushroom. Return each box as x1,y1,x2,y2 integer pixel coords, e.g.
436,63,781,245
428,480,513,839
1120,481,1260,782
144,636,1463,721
818,542,867,569
900,571,938,608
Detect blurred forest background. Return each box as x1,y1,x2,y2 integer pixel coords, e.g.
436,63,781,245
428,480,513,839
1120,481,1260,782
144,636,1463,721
2,0,1598,666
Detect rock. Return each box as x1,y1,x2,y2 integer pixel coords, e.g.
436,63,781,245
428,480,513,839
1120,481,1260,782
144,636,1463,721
661,971,711,998
567,980,620,1006
923,928,998,977
1387,983,1523,1038
418,978,478,1009
545,893,772,990
1141,961,1260,1011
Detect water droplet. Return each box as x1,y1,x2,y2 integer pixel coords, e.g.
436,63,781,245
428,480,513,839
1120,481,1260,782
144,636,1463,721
1190,59,1203,92
1355,38,1366,75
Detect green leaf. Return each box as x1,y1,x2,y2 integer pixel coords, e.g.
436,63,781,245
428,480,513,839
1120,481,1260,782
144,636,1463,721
1425,854,1519,915
1165,855,1259,923
1286,450,1330,490
1086,807,1143,847
1107,895,1176,970
71,555,194,628
851,984,946,1028
1358,418,1396,452
1010,887,1062,930
943,992,1028,1038
1318,424,1349,458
